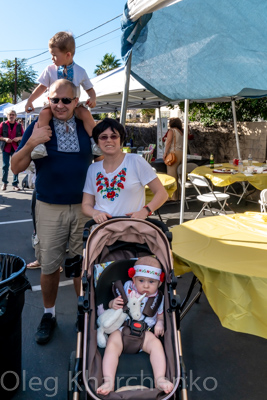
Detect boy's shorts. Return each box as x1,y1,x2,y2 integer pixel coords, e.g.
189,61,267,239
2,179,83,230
35,200,88,275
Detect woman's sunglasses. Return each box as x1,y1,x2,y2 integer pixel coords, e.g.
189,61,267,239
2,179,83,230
98,134,120,141
49,97,76,104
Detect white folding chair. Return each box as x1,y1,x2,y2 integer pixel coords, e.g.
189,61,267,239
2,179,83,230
177,163,198,209
188,173,233,219
259,189,267,212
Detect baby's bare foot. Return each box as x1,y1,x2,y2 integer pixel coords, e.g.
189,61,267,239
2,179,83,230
96,381,114,396
156,377,174,393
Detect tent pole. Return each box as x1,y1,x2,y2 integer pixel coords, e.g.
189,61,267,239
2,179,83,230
179,99,189,225
120,53,132,127
231,99,241,160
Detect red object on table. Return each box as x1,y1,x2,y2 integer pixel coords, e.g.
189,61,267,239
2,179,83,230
233,158,239,166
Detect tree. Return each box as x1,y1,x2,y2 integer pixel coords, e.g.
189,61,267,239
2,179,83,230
179,98,267,126
0,59,37,104
94,53,121,76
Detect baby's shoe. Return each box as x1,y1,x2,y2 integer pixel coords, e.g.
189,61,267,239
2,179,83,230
31,144,48,159
90,137,102,156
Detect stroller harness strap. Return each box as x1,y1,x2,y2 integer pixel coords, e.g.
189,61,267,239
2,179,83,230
112,280,129,312
112,280,163,317
121,322,146,354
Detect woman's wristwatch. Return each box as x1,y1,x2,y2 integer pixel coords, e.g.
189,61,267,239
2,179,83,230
143,205,153,216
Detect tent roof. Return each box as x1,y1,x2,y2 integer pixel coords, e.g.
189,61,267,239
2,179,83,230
80,66,177,112
122,0,267,101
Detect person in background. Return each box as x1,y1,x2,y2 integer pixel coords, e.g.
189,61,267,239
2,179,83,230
163,118,183,201
0,109,24,191
12,79,93,344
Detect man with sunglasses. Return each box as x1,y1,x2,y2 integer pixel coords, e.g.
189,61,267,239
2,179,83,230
12,79,93,344
0,109,24,191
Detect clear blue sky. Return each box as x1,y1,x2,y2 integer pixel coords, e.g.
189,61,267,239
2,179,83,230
0,0,126,81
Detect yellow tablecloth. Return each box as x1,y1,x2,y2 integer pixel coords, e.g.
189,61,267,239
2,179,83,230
192,163,267,190
145,173,177,203
171,212,267,339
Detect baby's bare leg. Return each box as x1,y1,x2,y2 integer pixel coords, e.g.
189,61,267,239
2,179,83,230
97,330,123,395
75,106,95,137
143,331,174,394
38,107,52,127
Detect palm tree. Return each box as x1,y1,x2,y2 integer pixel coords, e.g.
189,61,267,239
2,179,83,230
94,53,121,76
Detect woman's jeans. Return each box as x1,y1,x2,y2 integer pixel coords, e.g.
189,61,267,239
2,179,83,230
2,149,19,186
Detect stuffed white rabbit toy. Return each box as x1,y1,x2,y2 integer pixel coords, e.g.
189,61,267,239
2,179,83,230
97,291,146,348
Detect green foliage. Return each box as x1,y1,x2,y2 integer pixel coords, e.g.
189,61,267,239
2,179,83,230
94,53,121,76
179,98,267,126
140,109,155,116
0,59,37,104
0,94,12,104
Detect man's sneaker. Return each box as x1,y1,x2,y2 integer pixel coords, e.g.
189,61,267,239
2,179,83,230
35,313,56,344
1,184,7,191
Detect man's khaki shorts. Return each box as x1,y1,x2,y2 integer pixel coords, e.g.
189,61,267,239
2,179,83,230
35,200,88,275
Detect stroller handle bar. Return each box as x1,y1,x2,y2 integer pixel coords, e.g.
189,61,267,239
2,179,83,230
83,216,172,245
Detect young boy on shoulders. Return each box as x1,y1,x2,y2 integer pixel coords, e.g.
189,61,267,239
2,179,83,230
25,31,98,158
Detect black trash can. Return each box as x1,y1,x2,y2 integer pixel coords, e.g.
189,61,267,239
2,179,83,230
0,253,31,398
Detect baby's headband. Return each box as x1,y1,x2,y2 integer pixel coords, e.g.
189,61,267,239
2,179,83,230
128,264,165,282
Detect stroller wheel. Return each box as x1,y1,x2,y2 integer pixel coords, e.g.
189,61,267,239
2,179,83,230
68,351,86,400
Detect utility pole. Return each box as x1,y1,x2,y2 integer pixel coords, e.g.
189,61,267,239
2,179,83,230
14,58,17,104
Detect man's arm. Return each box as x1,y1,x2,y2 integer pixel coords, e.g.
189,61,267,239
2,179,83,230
11,122,52,174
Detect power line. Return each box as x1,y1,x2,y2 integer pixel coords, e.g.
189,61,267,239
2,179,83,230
0,48,47,53
30,28,121,66
75,14,122,39
76,28,120,49
25,14,122,62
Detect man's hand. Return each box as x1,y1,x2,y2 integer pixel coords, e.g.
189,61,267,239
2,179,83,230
86,98,96,108
5,138,12,144
12,137,20,143
25,100,35,113
30,122,52,147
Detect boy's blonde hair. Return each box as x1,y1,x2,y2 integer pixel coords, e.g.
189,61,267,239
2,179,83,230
49,31,75,56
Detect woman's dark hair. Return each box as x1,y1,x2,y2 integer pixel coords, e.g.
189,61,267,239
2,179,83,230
169,118,182,131
92,118,126,145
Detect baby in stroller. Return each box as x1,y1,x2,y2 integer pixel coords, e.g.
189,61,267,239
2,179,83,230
97,255,174,395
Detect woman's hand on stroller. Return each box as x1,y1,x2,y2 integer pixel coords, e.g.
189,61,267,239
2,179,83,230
126,208,150,219
109,295,124,310
92,211,112,224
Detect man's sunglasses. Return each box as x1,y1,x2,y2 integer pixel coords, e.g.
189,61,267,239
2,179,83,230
98,134,120,141
49,97,76,104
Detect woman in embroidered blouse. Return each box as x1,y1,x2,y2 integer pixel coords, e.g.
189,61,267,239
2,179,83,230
82,118,168,223
163,118,183,201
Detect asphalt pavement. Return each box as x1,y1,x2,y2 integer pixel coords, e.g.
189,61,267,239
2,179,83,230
0,163,266,400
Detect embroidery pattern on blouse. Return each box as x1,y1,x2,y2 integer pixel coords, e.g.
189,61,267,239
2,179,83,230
96,168,127,201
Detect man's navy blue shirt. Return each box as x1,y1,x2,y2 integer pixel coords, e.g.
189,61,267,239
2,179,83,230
18,118,92,204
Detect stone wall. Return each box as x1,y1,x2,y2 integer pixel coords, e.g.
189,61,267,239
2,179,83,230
125,121,267,163
189,122,267,163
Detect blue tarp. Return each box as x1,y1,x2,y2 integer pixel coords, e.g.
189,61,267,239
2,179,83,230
121,0,267,101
